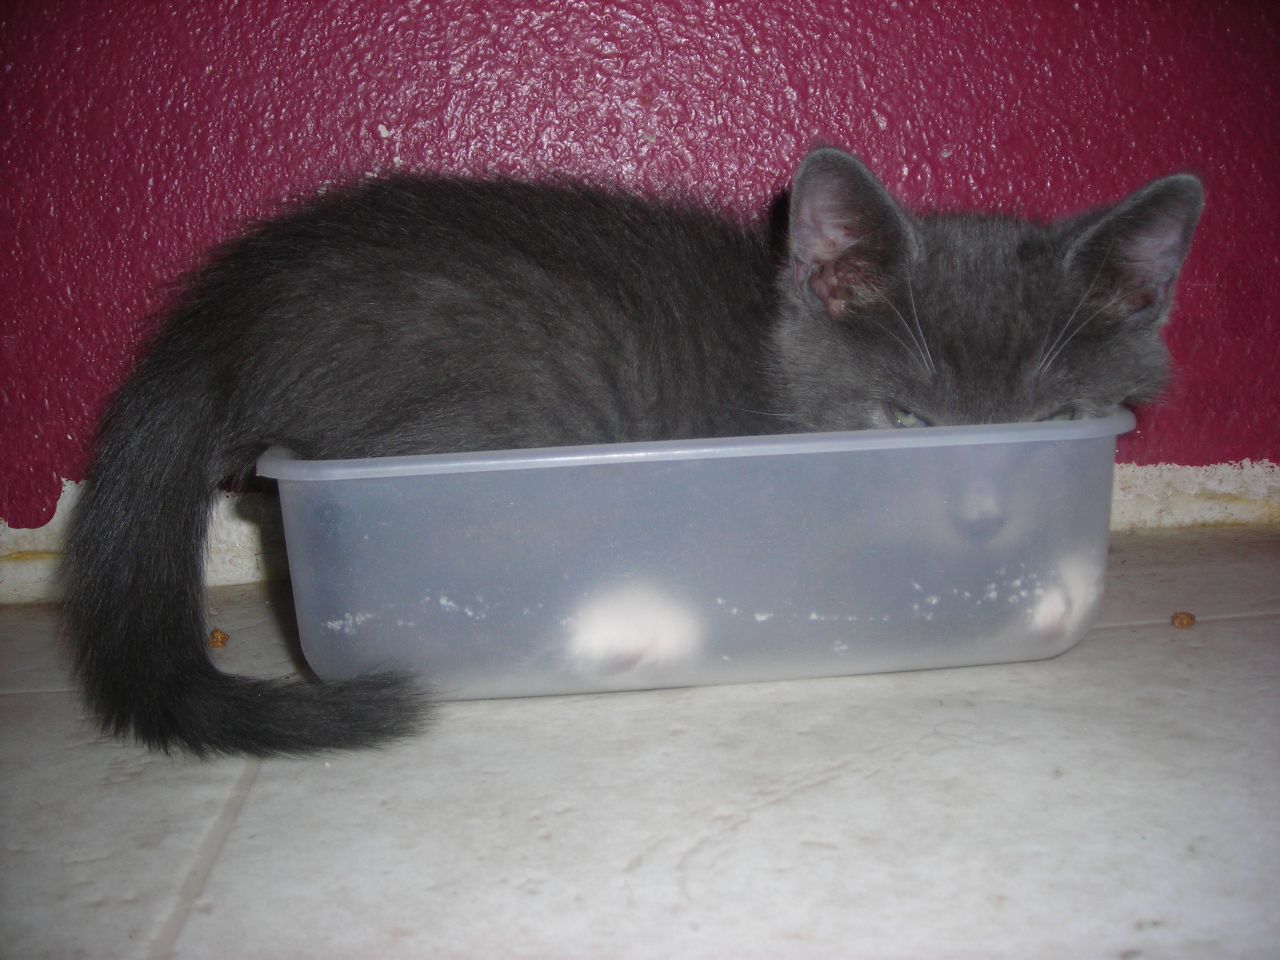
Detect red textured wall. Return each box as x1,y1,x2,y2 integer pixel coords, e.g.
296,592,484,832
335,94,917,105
3,1,1277,527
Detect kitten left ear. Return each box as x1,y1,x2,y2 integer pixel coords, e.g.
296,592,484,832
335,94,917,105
1064,174,1204,327
788,149,917,320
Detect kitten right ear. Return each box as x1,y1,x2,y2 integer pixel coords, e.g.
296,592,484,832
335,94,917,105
1064,174,1204,327
788,149,917,320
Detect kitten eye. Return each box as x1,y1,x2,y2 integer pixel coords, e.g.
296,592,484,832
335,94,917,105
1044,407,1077,422
887,403,930,428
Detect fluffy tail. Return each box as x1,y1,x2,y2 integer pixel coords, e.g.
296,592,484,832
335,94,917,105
63,351,428,758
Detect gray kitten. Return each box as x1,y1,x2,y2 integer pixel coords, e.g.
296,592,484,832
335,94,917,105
63,148,1202,756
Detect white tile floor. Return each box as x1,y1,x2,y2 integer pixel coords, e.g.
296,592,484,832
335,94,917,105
1,528,1278,959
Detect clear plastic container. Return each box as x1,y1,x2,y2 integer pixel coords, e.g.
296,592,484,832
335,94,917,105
257,412,1133,700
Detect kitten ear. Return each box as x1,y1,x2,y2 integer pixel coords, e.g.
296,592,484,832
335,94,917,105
788,149,916,320
1063,174,1204,327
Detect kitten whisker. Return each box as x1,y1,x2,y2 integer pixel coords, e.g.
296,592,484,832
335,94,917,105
1037,237,1112,375
1036,279,1090,375
866,278,933,377
1038,295,1120,377
904,270,935,374
734,406,806,421
865,315,929,374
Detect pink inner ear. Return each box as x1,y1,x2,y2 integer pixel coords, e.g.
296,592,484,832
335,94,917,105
810,214,857,263
1119,282,1161,318
796,258,873,320
810,263,848,319
1124,220,1185,271
791,166,888,317
1111,215,1188,320
794,168,863,266
794,205,867,317
795,190,861,264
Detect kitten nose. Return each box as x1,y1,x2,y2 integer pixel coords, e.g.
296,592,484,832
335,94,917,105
954,486,1007,544
957,509,1007,544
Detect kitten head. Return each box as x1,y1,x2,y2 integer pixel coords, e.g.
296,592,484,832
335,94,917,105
773,148,1204,430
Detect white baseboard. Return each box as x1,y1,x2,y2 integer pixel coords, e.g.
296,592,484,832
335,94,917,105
1,483,287,605
1111,460,1280,530
3,461,1277,604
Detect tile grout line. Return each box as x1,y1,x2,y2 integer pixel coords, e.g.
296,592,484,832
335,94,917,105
147,759,263,960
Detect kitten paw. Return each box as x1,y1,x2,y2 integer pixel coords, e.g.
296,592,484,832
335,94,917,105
1027,555,1102,642
565,583,703,675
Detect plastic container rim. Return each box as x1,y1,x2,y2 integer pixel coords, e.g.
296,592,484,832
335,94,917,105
257,410,1136,482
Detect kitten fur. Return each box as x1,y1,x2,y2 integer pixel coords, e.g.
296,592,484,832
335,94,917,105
63,148,1203,756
